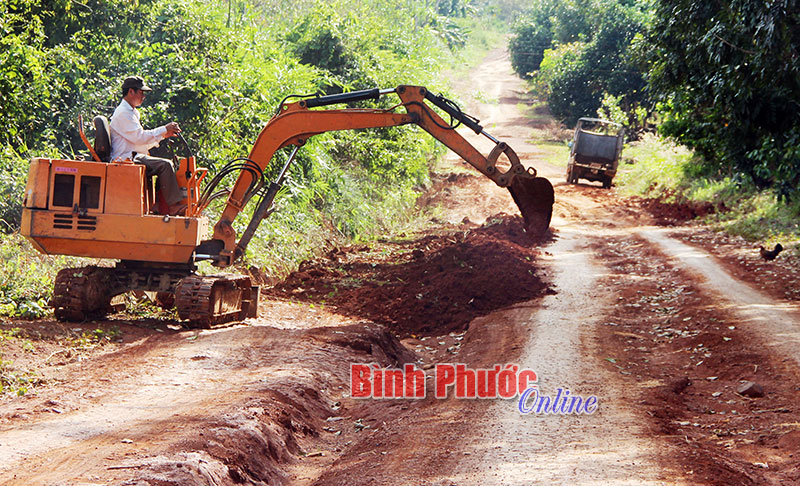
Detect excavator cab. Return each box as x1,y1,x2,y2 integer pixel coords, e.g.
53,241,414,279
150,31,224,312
22,115,209,263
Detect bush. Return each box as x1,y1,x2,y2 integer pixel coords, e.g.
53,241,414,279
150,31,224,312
509,0,651,127
509,22,552,78
0,233,85,318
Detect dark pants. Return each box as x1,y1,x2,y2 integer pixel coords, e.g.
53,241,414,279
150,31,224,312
133,154,182,206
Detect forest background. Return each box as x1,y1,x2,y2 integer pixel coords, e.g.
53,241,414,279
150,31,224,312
1,0,798,318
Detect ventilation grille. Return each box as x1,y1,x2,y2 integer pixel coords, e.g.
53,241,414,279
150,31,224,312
53,213,97,231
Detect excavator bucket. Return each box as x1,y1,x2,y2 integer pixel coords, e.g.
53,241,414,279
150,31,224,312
508,175,554,238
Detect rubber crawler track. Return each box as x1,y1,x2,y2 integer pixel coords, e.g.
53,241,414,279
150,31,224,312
51,266,112,321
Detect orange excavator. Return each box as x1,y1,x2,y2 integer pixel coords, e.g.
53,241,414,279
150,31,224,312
20,85,554,326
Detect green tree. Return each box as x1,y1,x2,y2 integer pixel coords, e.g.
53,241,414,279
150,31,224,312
648,0,800,196
536,43,596,123
509,0,651,126
516,0,650,126
550,0,593,44
508,0,556,78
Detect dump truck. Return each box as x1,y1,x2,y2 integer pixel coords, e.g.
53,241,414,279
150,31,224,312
566,117,624,189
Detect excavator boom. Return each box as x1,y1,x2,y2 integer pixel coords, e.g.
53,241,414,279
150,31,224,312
209,85,553,267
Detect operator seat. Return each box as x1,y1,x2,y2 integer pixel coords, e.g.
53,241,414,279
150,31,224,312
90,115,157,212
93,116,111,162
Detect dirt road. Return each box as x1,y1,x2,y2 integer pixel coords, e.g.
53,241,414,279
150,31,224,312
2,49,800,485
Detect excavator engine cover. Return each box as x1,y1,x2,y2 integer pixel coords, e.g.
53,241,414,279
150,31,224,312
508,175,555,237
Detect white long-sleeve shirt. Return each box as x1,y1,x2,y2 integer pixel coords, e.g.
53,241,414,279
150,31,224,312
109,99,167,161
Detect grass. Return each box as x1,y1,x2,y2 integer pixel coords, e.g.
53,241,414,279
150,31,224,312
0,358,41,397
517,101,552,126
243,165,440,277
472,90,498,105
516,100,572,169
67,326,123,351
705,193,800,245
537,141,571,169
0,323,124,397
0,233,91,319
616,133,800,249
616,134,696,200
0,327,40,396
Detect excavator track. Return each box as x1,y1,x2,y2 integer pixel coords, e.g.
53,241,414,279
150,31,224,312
175,274,258,328
52,266,115,321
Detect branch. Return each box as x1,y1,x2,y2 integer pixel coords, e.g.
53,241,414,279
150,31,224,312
712,33,758,56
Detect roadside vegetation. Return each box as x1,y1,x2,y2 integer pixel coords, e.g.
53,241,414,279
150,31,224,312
509,0,800,248
0,0,507,320
508,0,650,130
618,136,800,247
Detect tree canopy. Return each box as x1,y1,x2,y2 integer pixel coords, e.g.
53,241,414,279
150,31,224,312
508,0,651,127
648,0,800,195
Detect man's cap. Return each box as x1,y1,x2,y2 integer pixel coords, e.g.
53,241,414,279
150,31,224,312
121,76,153,93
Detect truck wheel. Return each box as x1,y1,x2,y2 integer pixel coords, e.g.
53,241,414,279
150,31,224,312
602,176,612,189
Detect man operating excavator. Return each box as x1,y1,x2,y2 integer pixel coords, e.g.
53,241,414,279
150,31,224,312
109,75,184,215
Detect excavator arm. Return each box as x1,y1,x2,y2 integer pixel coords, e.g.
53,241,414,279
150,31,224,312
204,85,554,267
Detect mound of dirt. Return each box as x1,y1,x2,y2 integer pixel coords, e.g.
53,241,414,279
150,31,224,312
626,195,719,226
128,323,416,486
268,215,552,337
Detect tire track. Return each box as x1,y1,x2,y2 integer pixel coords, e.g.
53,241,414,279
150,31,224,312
451,222,686,485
